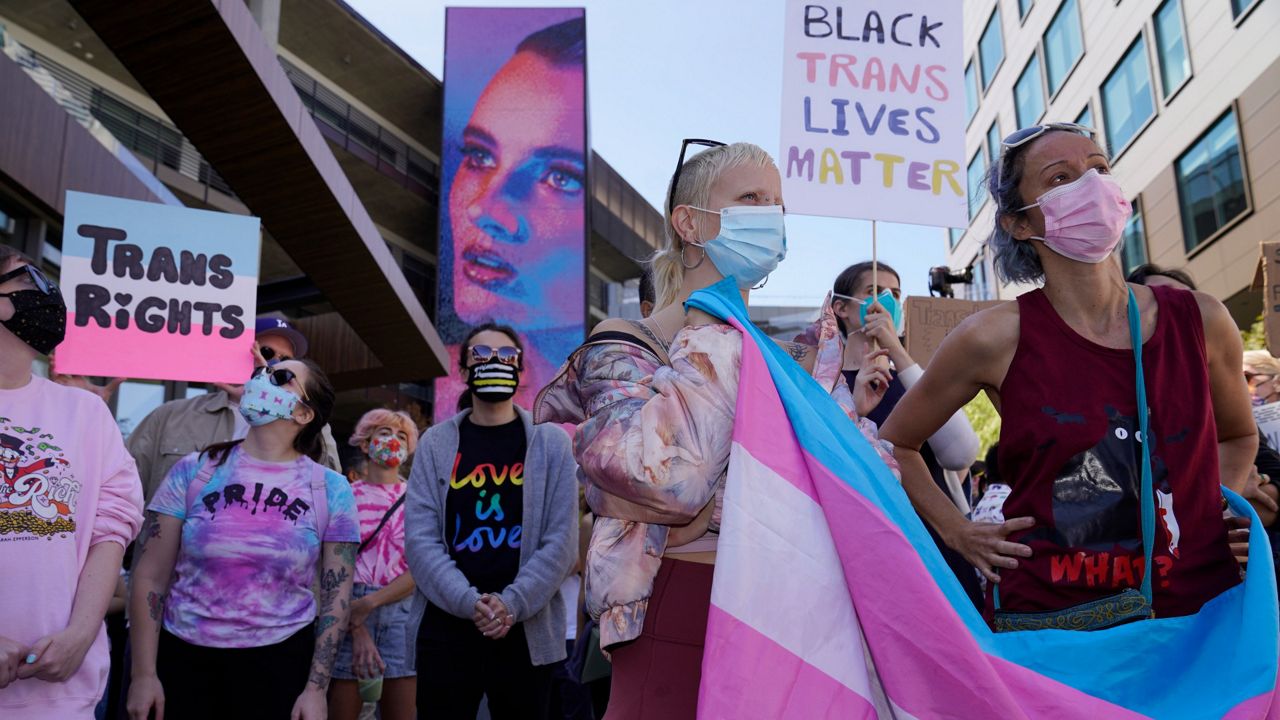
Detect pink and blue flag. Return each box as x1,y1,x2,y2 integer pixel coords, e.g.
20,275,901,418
689,279,1279,719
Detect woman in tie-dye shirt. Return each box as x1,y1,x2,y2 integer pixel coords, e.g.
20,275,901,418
535,141,898,720
329,408,419,720
127,359,359,720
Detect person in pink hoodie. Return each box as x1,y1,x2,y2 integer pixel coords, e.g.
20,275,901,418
0,245,145,718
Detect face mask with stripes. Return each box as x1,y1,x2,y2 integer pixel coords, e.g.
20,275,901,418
467,361,519,402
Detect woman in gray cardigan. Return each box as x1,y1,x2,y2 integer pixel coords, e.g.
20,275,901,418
405,323,578,720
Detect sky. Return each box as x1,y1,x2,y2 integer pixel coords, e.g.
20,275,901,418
346,0,955,305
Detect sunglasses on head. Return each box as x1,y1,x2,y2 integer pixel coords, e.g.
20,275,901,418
996,122,1097,186
0,265,56,295
251,365,309,400
259,345,292,364
470,344,522,366
667,138,727,216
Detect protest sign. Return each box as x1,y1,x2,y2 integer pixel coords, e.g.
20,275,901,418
903,296,1003,368
1262,242,1280,357
1256,401,1280,455
55,191,261,383
780,0,967,227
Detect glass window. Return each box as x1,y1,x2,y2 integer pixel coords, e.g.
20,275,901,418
185,384,209,399
1019,0,1035,20
979,9,1004,90
1076,103,1094,129
1043,0,1084,97
987,121,1002,169
1014,55,1045,128
965,61,979,123
949,227,964,249
968,152,987,220
1176,109,1249,251
1233,0,1262,19
1101,35,1156,153
1153,0,1190,98
1120,198,1148,273
115,381,167,439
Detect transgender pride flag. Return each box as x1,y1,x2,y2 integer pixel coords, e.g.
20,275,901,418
688,279,1279,720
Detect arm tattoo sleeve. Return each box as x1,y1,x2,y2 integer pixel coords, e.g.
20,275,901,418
308,542,356,690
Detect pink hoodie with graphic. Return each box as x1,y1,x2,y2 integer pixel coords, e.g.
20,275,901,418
0,376,144,719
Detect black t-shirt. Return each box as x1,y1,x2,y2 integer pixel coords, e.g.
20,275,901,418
446,415,526,593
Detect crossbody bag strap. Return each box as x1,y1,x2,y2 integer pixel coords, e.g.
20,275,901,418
358,492,406,554
1128,288,1156,607
185,454,220,512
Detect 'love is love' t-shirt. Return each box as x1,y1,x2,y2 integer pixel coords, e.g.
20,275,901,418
149,445,359,648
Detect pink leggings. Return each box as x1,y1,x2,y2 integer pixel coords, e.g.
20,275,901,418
605,558,714,720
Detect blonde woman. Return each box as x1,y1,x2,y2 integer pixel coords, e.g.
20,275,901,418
329,409,419,720
536,140,895,719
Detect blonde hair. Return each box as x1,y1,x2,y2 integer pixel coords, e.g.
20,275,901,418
1244,350,1280,377
650,142,776,309
349,408,419,456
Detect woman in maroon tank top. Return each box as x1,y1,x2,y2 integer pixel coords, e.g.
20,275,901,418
880,125,1256,627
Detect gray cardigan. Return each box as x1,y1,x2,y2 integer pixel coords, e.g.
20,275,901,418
404,406,579,667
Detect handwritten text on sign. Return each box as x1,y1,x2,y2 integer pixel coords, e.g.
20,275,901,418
56,191,261,384
780,1,966,227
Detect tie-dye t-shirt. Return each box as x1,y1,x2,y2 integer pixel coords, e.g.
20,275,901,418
351,480,408,586
149,445,359,648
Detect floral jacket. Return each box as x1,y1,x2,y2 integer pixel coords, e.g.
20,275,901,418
535,301,898,648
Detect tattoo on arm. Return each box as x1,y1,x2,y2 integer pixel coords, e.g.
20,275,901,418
784,342,810,363
146,590,168,622
308,542,356,690
136,511,163,557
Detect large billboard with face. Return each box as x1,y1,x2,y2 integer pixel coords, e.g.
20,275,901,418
435,7,587,422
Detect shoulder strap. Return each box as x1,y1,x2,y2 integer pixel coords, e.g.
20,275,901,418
309,461,330,542
358,492,407,554
589,318,671,366
1128,288,1155,607
185,454,220,512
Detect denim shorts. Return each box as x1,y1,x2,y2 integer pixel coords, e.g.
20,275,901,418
333,583,416,679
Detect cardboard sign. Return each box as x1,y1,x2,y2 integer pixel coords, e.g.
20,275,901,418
779,0,967,227
1262,242,1280,358
56,191,261,383
1256,401,1280,455
903,296,1004,368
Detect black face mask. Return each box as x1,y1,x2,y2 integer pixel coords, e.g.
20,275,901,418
466,361,520,402
0,287,67,355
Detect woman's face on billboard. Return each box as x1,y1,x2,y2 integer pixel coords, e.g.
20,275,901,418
449,50,586,329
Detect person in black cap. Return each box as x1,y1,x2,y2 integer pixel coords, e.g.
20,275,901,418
125,316,337,502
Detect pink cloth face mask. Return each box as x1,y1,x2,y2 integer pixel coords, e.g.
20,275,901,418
1017,169,1131,264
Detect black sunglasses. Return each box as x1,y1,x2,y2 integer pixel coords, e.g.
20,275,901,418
0,265,56,295
667,138,727,216
251,365,310,400
259,345,292,364
470,344,522,367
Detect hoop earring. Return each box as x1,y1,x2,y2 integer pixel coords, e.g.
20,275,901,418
680,242,705,270
752,274,770,290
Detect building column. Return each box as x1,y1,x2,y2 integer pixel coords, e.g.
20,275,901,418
248,0,281,49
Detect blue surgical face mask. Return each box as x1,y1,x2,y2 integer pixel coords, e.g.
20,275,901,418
834,289,904,335
239,372,301,427
688,205,787,289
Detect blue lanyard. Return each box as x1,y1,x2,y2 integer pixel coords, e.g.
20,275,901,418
1129,288,1156,605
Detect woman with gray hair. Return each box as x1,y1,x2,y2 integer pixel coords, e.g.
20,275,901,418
880,123,1254,632
536,139,893,718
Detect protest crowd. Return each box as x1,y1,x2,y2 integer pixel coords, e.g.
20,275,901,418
2,115,1279,719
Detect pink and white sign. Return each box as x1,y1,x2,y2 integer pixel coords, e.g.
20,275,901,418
56,191,261,383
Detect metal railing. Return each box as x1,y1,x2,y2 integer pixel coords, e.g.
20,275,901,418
279,57,439,202
17,46,236,198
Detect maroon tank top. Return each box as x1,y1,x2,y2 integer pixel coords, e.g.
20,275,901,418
995,284,1239,619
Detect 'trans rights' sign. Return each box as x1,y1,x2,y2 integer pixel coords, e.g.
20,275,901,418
56,191,261,384
780,1,966,227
